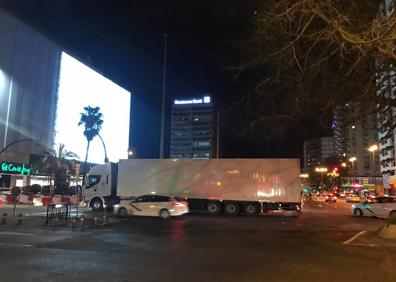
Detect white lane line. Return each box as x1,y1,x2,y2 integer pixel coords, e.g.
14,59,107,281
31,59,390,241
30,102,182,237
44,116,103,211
0,242,35,248
346,243,377,247
342,230,367,245
24,212,47,216
0,231,34,236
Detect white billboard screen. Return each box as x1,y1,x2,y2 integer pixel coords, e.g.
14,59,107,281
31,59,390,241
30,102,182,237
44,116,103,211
55,52,131,164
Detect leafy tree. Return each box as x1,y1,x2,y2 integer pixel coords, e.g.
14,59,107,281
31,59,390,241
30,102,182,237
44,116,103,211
78,106,104,182
40,144,78,195
229,0,395,141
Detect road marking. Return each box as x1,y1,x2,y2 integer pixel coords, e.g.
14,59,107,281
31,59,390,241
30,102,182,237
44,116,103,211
0,242,35,248
342,230,366,245
346,243,377,247
0,231,34,236
24,212,47,216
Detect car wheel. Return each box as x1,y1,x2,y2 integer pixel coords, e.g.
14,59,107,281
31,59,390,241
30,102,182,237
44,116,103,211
354,208,363,217
118,208,128,218
91,198,103,212
207,201,221,215
224,202,240,216
159,209,171,219
244,203,259,216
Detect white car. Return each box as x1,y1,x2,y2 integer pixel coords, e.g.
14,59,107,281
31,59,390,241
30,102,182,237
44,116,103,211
352,196,396,219
113,195,189,219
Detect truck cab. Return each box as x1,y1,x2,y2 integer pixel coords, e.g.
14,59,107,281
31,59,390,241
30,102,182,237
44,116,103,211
83,162,118,211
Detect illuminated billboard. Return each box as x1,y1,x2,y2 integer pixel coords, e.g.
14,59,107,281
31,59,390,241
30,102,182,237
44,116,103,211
55,52,131,164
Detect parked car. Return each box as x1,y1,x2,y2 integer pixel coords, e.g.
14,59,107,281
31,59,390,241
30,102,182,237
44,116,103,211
325,193,337,203
352,196,396,218
113,195,189,219
346,194,361,203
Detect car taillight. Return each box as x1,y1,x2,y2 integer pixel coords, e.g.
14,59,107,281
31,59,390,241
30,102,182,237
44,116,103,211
173,202,187,207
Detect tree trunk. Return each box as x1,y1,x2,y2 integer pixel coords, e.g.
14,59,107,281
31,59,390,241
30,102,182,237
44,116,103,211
82,141,90,186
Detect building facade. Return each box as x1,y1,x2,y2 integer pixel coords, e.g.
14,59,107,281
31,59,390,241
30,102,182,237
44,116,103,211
377,0,396,190
170,96,214,159
332,104,380,180
303,137,335,172
0,8,130,189
0,8,60,164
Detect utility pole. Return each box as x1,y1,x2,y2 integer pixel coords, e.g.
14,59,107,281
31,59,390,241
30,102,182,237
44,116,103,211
216,112,220,159
159,34,168,159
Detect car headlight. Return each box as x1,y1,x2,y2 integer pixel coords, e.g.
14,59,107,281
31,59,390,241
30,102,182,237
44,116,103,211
114,204,120,208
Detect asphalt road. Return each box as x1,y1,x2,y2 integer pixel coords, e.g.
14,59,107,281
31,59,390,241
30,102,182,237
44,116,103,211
0,200,395,282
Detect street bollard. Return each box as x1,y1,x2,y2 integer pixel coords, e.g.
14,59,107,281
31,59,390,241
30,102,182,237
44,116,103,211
71,217,77,229
102,214,107,224
80,215,85,230
1,212,7,225
93,213,98,225
16,213,23,225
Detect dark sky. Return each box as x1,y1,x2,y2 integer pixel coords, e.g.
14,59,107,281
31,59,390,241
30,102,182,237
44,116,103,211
0,0,298,159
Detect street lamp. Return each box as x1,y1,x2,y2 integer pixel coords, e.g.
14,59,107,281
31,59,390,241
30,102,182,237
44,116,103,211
348,157,357,184
368,144,378,184
315,167,327,187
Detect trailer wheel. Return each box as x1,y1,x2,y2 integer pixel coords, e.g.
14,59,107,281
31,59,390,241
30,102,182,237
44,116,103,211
244,203,259,216
207,201,221,215
224,202,240,216
91,198,103,211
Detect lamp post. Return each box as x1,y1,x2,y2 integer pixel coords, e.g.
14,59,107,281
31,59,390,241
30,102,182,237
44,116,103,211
368,144,378,185
315,167,327,188
348,157,357,184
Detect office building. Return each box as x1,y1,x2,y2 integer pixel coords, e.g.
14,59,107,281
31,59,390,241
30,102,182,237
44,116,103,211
332,103,380,181
377,0,396,191
170,96,214,159
303,137,335,172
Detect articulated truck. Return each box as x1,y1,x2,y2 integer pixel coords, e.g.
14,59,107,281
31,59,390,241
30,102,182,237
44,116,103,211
83,158,302,216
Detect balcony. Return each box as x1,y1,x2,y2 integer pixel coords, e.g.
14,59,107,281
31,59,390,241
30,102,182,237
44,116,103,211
380,151,394,161
380,140,394,150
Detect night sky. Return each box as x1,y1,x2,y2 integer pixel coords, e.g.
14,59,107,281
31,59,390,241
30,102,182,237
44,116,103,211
0,0,303,159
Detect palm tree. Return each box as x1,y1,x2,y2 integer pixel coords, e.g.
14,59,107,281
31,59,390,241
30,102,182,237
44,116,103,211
40,144,78,195
78,106,104,183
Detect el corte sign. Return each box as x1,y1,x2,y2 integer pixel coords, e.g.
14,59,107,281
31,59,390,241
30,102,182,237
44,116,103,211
0,162,37,176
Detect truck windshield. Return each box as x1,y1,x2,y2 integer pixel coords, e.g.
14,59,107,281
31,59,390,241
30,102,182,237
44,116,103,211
86,175,101,189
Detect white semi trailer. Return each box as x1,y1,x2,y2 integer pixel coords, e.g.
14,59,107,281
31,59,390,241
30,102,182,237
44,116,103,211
83,158,302,216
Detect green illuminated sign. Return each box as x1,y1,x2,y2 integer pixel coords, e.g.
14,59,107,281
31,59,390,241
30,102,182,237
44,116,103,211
0,162,38,176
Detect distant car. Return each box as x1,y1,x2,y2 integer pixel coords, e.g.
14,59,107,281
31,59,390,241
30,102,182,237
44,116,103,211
352,196,396,218
312,194,326,202
325,193,337,203
346,194,361,203
113,195,189,219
